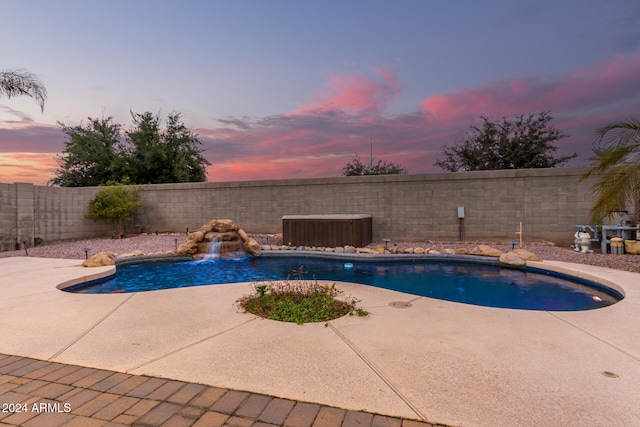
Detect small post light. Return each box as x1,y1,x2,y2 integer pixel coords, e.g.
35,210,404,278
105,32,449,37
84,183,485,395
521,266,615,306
266,234,275,245
135,224,141,234
23,239,29,256
186,227,189,236
383,238,391,250
174,238,179,251
509,241,518,250
82,247,92,259
458,207,465,241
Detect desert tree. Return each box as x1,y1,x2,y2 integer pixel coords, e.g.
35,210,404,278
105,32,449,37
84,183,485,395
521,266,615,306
341,154,407,176
52,117,124,187
435,111,576,172
52,111,210,186
85,179,144,238
124,111,209,184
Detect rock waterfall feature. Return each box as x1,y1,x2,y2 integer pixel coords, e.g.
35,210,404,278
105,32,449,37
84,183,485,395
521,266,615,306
176,219,261,258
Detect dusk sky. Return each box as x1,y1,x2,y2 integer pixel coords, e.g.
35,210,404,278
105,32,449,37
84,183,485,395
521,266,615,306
2,0,639,185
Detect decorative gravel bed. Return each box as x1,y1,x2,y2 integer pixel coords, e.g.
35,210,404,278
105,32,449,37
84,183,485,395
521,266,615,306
0,233,638,274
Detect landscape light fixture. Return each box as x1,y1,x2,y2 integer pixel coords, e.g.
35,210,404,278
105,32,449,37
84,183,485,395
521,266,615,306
174,238,179,251
82,247,92,259
510,241,518,250
457,206,465,241
186,227,189,236
266,234,275,245
23,240,29,256
383,238,391,250
135,224,141,234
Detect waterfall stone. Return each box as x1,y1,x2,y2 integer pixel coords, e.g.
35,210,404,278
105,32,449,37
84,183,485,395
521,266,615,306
177,240,198,255
188,231,205,242
180,218,260,257
211,219,238,233
242,237,261,257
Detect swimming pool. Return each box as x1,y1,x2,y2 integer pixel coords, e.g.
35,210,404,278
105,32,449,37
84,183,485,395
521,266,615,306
66,255,622,311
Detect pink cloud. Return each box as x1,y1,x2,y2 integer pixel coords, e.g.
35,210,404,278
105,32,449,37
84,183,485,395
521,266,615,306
421,51,640,125
297,67,400,114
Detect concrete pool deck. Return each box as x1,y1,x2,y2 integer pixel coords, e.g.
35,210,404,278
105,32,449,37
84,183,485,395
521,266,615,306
0,256,639,426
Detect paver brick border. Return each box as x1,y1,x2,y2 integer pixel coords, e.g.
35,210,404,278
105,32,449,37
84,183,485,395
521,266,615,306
0,354,452,427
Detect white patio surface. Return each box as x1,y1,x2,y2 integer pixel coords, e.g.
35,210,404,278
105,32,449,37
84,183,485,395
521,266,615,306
1,256,639,427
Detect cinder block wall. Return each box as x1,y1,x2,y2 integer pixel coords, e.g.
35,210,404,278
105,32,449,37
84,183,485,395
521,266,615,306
136,168,598,246
0,168,604,248
0,183,18,251
33,185,112,242
0,183,111,249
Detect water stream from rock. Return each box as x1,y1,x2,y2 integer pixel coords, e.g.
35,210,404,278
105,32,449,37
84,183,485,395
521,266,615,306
203,237,222,260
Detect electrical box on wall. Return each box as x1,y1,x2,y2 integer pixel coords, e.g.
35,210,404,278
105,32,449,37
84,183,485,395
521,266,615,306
457,206,465,219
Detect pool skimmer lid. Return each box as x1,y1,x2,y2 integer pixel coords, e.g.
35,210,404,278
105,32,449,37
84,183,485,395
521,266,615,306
389,301,412,309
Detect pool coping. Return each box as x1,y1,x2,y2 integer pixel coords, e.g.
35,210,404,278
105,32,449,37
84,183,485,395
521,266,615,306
1,255,639,427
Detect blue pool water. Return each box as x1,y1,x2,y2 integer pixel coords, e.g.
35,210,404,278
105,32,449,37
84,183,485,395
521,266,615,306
67,255,622,311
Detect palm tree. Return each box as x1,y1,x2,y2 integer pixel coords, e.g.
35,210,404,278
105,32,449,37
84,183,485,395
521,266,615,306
0,68,47,112
581,117,640,224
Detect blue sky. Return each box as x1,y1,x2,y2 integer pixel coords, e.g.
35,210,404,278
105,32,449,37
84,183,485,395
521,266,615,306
1,0,639,184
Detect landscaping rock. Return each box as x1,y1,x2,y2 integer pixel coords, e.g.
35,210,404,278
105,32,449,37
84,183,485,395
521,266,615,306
357,248,375,254
500,251,527,266
512,248,542,261
119,250,144,258
83,251,116,267
470,245,504,257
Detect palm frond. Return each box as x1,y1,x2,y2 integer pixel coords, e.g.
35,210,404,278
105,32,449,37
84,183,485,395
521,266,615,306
0,68,47,112
595,117,640,149
582,117,640,223
589,163,640,223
